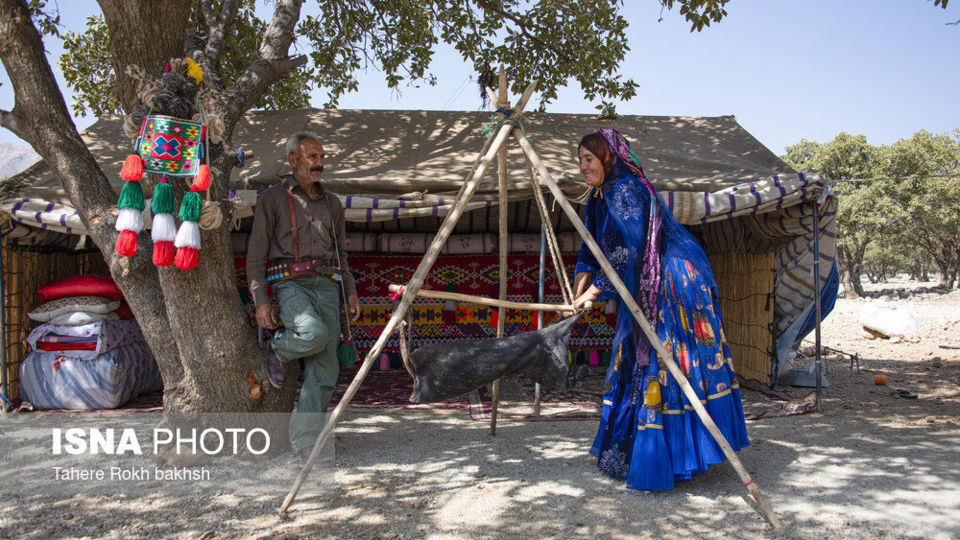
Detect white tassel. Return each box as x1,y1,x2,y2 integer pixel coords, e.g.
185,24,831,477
115,207,144,232
174,220,201,249
151,213,177,242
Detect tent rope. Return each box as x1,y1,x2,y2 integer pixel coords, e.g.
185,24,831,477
483,115,526,140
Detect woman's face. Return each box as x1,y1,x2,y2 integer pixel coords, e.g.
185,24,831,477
579,146,605,187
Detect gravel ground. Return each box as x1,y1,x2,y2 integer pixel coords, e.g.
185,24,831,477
1,276,958,539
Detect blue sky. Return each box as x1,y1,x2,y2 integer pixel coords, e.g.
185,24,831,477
1,0,958,155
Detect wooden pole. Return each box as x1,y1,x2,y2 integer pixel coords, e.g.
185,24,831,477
491,66,509,436
534,225,546,416
514,131,783,530
280,79,540,514
387,284,570,312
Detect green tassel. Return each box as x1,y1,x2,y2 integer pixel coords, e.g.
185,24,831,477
151,182,175,214
177,191,202,222
117,181,145,211
337,341,359,367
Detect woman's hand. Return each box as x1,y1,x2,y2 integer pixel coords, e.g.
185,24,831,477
572,284,601,313
573,271,593,299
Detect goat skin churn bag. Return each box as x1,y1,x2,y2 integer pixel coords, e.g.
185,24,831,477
406,313,584,403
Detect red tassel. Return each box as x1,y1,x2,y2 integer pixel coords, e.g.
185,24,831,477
192,164,210,191
115,229,138,257
152,241,175,266
120,154,144,183
442,310,457,326
174,246,199,270
489,310,499,330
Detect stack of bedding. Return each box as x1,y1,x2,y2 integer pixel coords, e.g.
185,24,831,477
18,276,162,410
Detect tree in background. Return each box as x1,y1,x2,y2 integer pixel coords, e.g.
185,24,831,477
0,0,746,417
881,130,960,287
782,129,960,296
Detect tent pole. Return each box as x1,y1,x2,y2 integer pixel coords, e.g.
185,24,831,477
514,131,783,530
534,224,546,416
280,80,540,514
491,66,509,436
813,199,822,410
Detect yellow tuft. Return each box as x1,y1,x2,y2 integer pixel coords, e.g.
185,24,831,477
184,57,203,85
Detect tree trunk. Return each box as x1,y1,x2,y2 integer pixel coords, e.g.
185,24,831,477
98,0,192,113
837,245,863,298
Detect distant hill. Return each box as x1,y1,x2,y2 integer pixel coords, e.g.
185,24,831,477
0,142,40,179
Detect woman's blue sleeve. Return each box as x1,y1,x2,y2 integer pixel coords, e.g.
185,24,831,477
590,181,650,297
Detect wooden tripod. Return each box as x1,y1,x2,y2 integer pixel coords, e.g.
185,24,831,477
280,77,782,530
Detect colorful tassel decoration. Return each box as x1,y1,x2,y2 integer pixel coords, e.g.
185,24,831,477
120,154,144,182
114,158,145,257
151,178,176,266
192,164,210,192
379,353,390,371
173,189,202,270
589,350,601,366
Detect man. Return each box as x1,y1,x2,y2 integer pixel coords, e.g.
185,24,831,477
246,131,360,459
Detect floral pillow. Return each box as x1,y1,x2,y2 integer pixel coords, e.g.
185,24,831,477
27,296,121,322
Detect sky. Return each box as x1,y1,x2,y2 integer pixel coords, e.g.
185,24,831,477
1,0,958,156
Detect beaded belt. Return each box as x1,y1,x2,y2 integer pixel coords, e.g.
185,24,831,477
265,260,342,283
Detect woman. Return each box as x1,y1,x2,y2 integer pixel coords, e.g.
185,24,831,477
571,128,749,491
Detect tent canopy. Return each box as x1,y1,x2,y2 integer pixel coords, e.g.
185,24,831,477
1,110,789,206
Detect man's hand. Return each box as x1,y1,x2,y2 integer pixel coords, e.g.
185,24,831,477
347,294,361,322
255,304,277,329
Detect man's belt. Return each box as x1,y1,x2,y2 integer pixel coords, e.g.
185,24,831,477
265,260,342,283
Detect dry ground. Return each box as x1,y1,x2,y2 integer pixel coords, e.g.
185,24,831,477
1,276,959,539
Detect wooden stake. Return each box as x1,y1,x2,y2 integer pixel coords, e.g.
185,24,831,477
514,131,783,530
280,79,540,514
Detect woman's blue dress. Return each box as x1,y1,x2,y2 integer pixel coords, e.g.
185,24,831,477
575,162,750,491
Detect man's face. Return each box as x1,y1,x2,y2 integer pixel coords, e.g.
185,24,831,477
289,138,325,183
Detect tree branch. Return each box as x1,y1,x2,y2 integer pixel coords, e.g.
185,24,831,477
0,108,22,139
222,0,305,124
200,0,237,91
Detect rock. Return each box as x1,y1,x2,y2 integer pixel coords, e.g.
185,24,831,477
859,302,921,338
931,357,942,368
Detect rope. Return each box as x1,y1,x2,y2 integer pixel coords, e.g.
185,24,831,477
198,200,223,230
482,116,526,140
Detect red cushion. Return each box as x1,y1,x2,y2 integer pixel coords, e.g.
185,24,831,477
114,300,134,320
37,275,123,303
